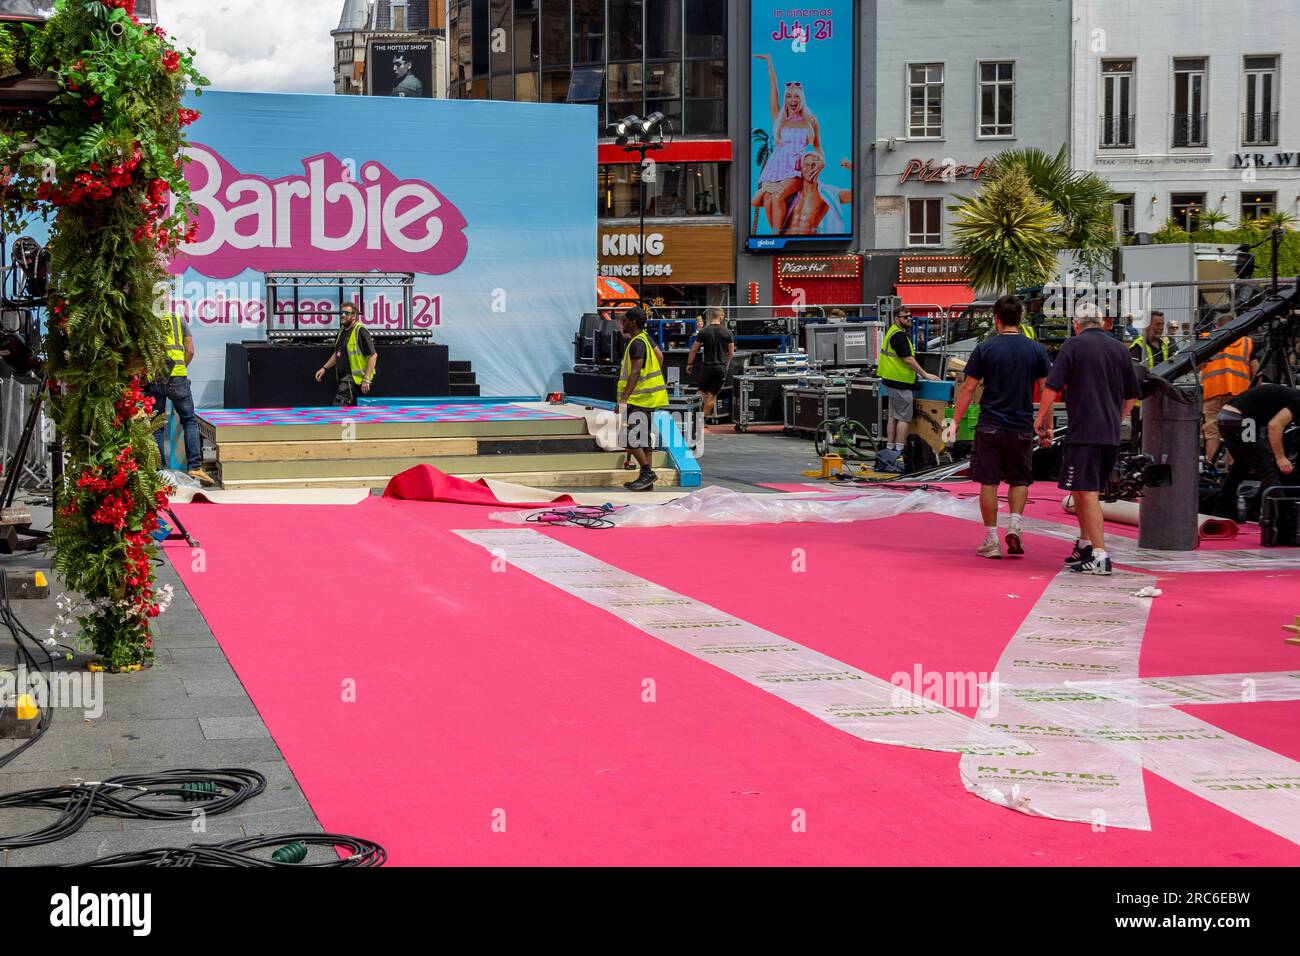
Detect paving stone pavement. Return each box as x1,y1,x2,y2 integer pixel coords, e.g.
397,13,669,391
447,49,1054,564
0,506,322,866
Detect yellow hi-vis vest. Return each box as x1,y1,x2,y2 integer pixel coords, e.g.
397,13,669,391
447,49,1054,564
1131,335,1171,370
163,313,188,378
878,323,916,385
618,330,669,408
341,323,376,385
1019,322,1037,340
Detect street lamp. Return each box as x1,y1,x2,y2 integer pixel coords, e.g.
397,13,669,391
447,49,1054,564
606,112,669,300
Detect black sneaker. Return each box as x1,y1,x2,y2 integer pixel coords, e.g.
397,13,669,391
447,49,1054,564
623,470,658,491
1064,543,1092,565
1068,553,1112,576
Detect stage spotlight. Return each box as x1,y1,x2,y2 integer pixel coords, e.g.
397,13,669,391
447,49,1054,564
609,114,640,146
640,112,665,133
11,237,49,300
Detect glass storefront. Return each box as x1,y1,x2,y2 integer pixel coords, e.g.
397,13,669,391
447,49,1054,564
448,0,726,135
598,162,728,218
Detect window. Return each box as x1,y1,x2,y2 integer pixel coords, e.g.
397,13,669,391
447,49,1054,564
1113,194,1135,236
1241,191,1276,224
573,0,605,65
644,0,681,60
599,162,728,219
514,0,538,74
684,59,725,134
907,198,942,246
541,0,570,69
978,61,1014,137
391,1,407,32
1244,55,1279,145
685,1,725,58
1100,59,1134,147
489,0,510,90
1170,192,1205,231
908,63,944,138
470,0,489,79
608,0,643,62
1172,57,1208,147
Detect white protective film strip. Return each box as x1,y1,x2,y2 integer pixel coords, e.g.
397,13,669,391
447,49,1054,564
960,569,1157,830
455,528,1033,757
458,528,1300,844
499,485,1300,573
963,570,1300,842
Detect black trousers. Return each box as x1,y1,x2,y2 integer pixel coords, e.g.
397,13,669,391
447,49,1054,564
1216,415,1291,518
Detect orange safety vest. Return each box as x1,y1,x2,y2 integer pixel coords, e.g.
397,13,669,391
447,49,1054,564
1199,335,1253,399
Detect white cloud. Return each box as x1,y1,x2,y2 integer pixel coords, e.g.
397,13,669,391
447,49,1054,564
161,0,340,95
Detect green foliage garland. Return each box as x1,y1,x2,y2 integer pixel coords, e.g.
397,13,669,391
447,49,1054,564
0,0,206,670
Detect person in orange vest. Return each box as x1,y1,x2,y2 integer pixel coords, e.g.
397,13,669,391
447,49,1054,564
1199,314,1258,464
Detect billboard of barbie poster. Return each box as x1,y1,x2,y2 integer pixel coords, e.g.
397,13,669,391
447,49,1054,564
748,2,855,250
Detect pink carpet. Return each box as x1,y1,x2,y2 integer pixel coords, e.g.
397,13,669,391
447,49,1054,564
164,495,1300,866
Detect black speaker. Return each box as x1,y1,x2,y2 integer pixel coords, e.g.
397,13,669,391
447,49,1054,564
575,313,601,366
599,322,626,367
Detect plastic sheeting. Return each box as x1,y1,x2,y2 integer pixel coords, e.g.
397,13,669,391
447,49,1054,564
492,485,981,528
493,485,1300,573
455,528,1033,757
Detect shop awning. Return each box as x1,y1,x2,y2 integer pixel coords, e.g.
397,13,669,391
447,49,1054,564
896,284,976,315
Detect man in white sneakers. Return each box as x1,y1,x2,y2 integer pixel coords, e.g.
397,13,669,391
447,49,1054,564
951,295,1051,558
1033,302,1141,575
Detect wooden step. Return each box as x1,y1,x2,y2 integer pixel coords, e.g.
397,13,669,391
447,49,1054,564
202,416,587,443
216,433,598,463
218,468,680,491
217,451,671,481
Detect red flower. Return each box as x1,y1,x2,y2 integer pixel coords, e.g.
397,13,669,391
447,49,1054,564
162,50,181,73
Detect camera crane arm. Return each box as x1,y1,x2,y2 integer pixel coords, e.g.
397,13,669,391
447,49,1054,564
1143,282,1299,398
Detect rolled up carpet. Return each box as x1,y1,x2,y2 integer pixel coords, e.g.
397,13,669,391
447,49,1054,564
1062,494,1238,540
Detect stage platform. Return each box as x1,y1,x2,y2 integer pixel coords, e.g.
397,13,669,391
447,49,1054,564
198,401,678,490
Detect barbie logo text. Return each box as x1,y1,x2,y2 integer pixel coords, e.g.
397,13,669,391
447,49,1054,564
170,145,470,280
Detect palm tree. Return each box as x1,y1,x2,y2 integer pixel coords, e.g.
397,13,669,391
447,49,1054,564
1198,208,1229,231
1257,210,1298,231
949,163,1064,295
991,145,1116,277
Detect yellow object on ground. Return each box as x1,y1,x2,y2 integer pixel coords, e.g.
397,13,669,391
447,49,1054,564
16,694,38,720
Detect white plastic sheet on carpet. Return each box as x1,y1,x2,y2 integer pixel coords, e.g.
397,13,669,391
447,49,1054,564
457,524,1300,845
455,528,1032,757
492,485,1300,573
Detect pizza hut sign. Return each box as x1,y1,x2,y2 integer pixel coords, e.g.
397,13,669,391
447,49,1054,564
899,157,992,185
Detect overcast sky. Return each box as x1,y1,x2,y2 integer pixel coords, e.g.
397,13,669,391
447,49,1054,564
162,0,340,95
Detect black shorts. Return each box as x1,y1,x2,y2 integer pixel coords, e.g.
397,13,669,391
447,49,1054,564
970,426,1034,487
625,406,655,450
1058,442,1119,493
696,364,727,396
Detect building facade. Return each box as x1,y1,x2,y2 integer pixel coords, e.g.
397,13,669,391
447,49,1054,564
1070,0,1299,239
447,0,740,309
333,0,447,99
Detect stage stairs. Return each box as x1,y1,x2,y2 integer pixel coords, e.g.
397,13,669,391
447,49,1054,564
198,401,677,490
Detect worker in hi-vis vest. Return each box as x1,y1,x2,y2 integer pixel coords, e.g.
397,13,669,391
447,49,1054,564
617,306,669,491
1130,310,1173,370
878,306,939,472
1198,312,1257,465
315,302,378,407
147,312,214,486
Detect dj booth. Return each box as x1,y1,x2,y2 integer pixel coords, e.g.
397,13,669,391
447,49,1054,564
222,341,450,409
222,272,450,408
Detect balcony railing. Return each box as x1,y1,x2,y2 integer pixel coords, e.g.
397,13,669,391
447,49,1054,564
1243,111,1279,146
1099,114,1135,148
1172,112,1208,148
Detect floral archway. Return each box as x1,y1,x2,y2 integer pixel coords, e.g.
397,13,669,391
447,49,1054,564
0,0,205,670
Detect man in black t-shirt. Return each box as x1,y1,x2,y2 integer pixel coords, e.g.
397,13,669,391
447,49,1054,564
686,307,735,420
951,296,1051,559
1214,383,1300,517
314,303,377,407
1033,302,1141,575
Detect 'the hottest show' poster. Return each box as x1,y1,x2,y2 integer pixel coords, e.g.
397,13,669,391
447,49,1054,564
748,2,855,249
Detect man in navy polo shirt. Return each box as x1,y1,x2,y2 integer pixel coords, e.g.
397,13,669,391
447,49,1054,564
951,295,1051,559
1033,302,1141,575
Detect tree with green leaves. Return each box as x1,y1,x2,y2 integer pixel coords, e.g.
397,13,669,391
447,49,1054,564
987,145,1117,278
0,0,206,670
950,162,1064,295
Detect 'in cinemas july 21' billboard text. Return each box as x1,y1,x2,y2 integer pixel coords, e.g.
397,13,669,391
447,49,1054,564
749,2,854,249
